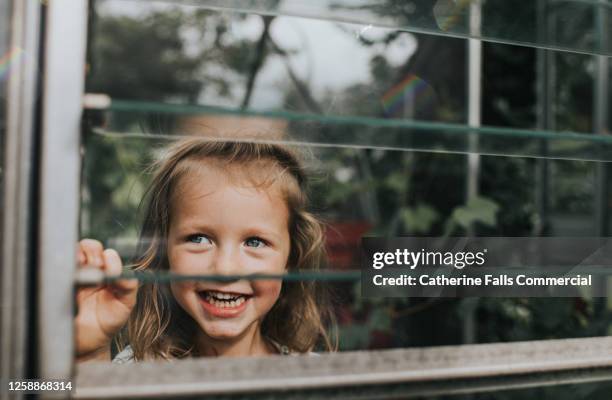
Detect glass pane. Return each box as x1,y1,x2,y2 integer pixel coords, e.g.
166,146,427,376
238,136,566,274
87,2,612,161
95,101,612,161
107,0,612,56
79,135,612,355
77,0,612,366
90,2,467,121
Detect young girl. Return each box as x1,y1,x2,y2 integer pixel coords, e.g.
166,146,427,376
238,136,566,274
75,139,334,363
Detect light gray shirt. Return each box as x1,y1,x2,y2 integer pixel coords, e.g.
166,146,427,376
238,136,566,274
112,341,316,364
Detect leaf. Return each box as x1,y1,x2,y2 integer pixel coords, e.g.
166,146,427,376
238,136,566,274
383,170,408,193
337,325,371,351
366,307,392,332
400,204,439,233
447,196,500,232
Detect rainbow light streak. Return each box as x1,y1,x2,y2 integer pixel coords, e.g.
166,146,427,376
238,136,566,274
0,47,25,82
437,0,473,32
381,73,435,117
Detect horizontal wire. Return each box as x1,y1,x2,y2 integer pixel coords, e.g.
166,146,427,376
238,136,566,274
93,127,499,160
86,98,612,162
75,268,362,286
91,128,612,164
101,99,612,143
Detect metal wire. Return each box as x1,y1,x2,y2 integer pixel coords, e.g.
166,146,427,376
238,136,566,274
101,99,612,143
75,268,362,286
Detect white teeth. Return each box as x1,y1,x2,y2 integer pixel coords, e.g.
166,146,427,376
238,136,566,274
202,291,247,308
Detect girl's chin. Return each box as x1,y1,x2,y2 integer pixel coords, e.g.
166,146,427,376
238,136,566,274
198,322,248,340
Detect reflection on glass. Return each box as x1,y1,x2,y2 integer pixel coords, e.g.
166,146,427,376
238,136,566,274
94,102,612,162
117,0,612,55
89,2,609,158
82,0,612,363
90,1,466,122
80,132,606,354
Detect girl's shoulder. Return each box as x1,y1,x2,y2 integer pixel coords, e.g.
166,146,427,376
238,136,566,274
112,345,135,364
110,342,318,364
267,338,319,356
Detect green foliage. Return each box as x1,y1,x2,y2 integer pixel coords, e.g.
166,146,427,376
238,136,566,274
88,11,203,101
445,196,500,234
81,134,160,245
400,204,440,233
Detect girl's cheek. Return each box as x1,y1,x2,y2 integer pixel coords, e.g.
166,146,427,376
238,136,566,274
169,250,209,273
253,280,283,304
170,282,193,301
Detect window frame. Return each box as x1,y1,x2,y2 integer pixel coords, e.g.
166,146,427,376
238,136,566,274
1,0,41,389
37,0,88,382
74,336,612,399
29,1,612,399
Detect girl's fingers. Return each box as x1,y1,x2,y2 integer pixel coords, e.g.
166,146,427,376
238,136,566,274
79,239,105,268
78,240,137,301
102,248,138,295
102,248,122,276
77,245,87,265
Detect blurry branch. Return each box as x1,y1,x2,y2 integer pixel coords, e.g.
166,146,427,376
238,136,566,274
241,15,275,108
268,36,323,114
268,35,382,221
241,22,383,222
356,151,381,223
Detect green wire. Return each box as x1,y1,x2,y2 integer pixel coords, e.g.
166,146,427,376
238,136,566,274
99,270,362,284
107,99,612,144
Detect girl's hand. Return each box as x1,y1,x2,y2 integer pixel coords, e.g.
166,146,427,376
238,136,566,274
75,239,138,361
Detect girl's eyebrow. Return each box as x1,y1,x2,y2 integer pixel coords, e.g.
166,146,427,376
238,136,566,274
176,222,215,233
242,226,285,240
173,222,285,238
168,219,214,232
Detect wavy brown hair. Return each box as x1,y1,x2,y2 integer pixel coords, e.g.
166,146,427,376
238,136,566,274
115,138,335,360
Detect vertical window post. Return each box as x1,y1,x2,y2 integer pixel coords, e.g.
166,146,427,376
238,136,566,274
38,0,88,381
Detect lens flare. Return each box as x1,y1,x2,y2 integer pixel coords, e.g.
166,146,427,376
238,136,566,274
434,0,473,32
0,47,25,82
381,73,435,117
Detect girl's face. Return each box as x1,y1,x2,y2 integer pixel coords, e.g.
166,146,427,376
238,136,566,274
167,165,291,343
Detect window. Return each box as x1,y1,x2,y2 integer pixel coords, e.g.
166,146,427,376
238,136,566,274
25,0,612,398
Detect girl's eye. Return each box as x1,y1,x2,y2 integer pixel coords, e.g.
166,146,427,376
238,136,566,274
245,237,266,248
188,235,212,245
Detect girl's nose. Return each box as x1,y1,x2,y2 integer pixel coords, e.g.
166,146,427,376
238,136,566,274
211,246,242,277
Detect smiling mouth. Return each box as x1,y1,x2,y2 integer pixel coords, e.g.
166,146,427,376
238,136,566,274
198,290,251,309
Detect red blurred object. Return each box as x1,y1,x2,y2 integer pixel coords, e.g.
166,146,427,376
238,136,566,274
336,305,354,325
325,221,371,270
369,330,394,349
